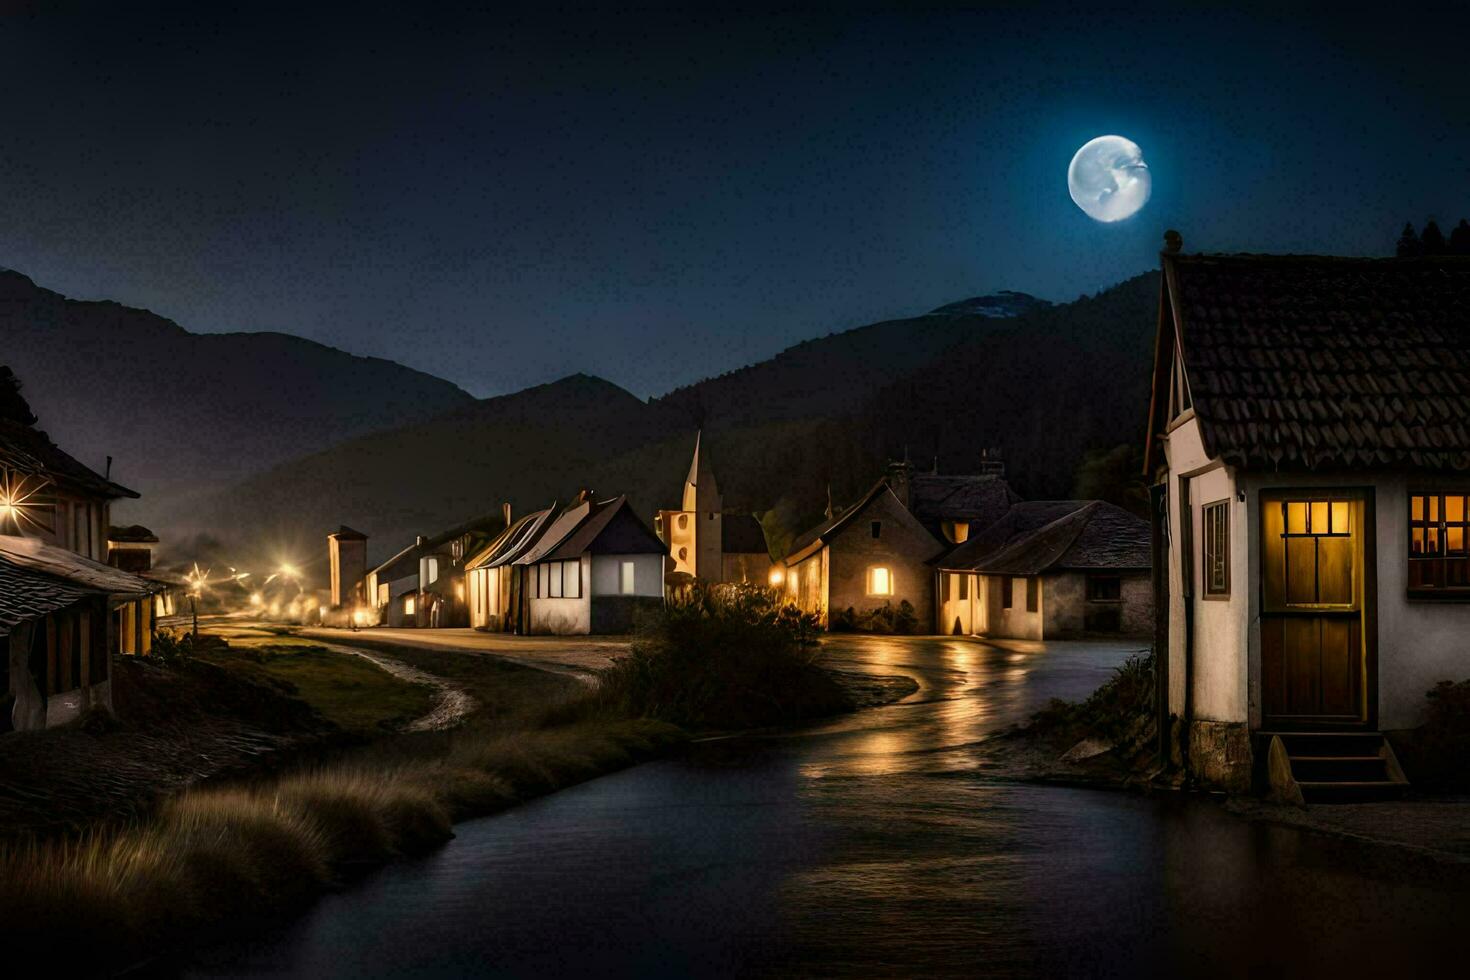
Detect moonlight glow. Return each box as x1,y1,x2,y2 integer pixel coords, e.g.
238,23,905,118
1068,135,1151,222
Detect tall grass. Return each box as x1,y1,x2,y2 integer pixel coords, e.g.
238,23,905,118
0,715,681,971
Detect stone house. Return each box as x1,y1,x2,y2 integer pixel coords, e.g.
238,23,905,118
1144,239,1470,800
782,478,946,629
934,500,1152,639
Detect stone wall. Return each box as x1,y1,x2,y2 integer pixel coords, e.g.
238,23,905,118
1183,718,1253,794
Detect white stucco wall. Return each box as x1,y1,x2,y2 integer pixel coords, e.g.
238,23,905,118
590,553,665,597
1241,471,1470,730
937,571,978,635
1163,415,1250,726
528,555,594,634
982,574,1044,641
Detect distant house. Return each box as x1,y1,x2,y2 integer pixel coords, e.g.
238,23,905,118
781,462,1021,631
366,541,423,627
654,433,776,587
514,493,667,634
782,475,947,629
465,504,559,632
1,534,152,731
1143,240,1470,798
108,524,182,618
934,500,1151,639
0,366,157,661
415,512,507,628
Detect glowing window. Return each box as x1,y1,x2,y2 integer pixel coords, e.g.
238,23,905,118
620,560,636,595
403,595,416,616
1410,492,1470,594
1202,500,1230,598
868,566,892,596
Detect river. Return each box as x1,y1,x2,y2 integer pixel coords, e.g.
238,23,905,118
189,636,1467,978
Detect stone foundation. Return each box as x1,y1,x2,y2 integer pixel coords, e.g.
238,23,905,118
1185,719,1253,794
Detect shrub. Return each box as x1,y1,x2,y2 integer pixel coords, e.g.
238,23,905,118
1392,679,1470,790
1029,650,1155,747
592,582,851,730
829,600,918,635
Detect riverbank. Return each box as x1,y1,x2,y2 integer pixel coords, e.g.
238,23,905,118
0,630,686,974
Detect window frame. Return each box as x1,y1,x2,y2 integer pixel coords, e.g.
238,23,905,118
1001,576,1013,609
1202,499,1231,600
1408,491,1470,598
1086,573,1123,603
1025,576,1039,613
619,560,636,595
867,566,893,596
870,520,882,539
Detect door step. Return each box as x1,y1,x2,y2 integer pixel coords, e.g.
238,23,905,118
1261,731,1409,805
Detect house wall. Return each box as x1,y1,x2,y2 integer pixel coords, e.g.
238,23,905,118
982,574,1043,640
1041,571,1154,639
6,602,114,732
785,548,828,622
328,536,367,608
1239,470,1470,731
826,491,943,631
659,510,697,576
527,555,593,635
383,575,418,627
590,553,664,598
936,571,979,636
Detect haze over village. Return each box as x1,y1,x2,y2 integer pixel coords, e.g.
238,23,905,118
3,4,1470,978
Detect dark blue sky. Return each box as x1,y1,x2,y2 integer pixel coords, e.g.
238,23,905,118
3,4,1467,397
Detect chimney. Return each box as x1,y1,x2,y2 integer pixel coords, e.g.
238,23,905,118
885,459,914,510
105,455,113,480
1164,229,1182,253
503,501,512,526
577,488,595,503
416,535,427,547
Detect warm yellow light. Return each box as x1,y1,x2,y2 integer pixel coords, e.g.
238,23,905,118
768,568,785,587
279,563,299,578
352,607,371,627
250,592,263,606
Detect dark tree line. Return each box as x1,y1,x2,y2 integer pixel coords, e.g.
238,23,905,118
1397,218,1470,256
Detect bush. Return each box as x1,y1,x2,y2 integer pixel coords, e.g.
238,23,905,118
149,628,229,664
1392,679,1470,791
591,582,850,730
1029,650,1155,747
829,600,919,635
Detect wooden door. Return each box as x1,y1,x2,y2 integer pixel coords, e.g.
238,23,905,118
1260,493,1371,728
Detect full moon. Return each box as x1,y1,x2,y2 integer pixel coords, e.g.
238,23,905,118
1068,135,1151,222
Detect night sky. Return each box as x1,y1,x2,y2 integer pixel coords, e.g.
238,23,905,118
3,4,1468,398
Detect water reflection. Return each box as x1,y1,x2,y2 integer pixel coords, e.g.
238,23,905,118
189,636,1469,979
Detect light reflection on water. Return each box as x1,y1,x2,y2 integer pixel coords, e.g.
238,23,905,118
188,636,1469,979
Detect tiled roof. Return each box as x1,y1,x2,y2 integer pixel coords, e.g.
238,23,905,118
465,505,558,570
0,534,156,596
0,557,102,635
0,418,139,499
908,474,1020,527
1166,253,1470,470
940,501,1149,575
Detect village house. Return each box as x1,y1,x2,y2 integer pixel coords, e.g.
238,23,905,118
514,492,667,634
654,433,776,587
412,512,507,628
365,541,423,627
783,462,1018,630
1144,235,1470,800
465,503,558,632
0,366,156,729
934,500,1152,639
107,523,182,618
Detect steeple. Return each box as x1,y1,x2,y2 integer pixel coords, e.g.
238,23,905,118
682,430,721,513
